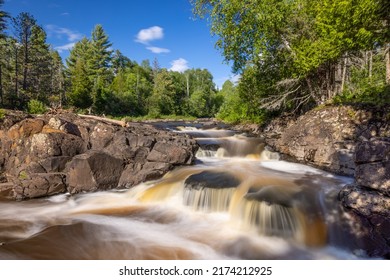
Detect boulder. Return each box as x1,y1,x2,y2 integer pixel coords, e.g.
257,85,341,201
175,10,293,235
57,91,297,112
147,142,194,164
339,185,390,257
66,151,124,194
119,162,172,188
184,171,241,190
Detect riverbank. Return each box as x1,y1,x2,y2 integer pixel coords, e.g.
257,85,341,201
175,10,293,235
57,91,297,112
234,104,390,258
0,110,198,200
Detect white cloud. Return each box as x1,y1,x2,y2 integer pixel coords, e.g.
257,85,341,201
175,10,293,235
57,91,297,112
135,26,164,44
61,12,70,16
54,42,76,53
146,46,170,54
230,74,241,84
46,25,83,42
170,58,189,73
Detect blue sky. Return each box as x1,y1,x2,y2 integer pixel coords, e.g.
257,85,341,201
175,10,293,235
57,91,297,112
3,0,236,88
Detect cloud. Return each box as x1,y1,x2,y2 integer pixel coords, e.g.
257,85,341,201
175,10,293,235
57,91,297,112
46,25,83,42
61,12,70,16
170,58,189,73
54,42,76,53
135,26,164,44
146,46,170,54
230,74,241,84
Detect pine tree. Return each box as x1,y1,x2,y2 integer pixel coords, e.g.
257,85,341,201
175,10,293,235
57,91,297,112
90,24,112,82
68,58,92,109
12,12,37,93
29,25,51,101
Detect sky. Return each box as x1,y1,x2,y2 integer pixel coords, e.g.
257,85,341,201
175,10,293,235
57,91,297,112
3,0,236,88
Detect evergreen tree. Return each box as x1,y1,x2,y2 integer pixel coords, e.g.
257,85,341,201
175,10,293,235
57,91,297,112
68,58,92,109
49,50,65,107
12,12,37,93
29,25,51,101
0,0,9,105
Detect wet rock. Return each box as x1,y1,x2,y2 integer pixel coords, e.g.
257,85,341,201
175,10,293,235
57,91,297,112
66,151,124,194
184,171,241,190
245,186,293,207
119,162,172,188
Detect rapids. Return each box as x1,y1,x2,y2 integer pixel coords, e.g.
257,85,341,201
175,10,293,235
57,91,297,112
0,123,362,260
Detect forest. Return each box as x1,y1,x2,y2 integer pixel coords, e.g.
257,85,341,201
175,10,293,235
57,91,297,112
0,0,389,123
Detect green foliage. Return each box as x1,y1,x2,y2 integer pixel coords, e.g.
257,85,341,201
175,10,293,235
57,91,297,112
333,50,390,106
0,108,5,119
192,0,390,121
27,99,47,114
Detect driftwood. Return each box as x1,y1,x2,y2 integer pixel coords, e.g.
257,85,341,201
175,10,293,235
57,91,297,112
78,114,126,127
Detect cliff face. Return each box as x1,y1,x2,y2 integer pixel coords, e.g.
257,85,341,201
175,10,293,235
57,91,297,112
0,110,198,200
260,105,390,258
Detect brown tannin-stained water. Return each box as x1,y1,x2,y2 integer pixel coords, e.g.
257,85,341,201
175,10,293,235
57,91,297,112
0,124,360,260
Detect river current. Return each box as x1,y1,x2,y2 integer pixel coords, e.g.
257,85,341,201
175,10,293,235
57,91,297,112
0,123,362,259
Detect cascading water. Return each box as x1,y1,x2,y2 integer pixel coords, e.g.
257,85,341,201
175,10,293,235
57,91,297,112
0,123,361,260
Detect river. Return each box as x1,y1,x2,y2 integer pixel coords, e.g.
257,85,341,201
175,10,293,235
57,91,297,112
0,123,363,259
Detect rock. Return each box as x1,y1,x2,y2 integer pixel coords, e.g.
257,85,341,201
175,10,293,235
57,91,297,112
30,132,86,160
0,183,16,200
12,173,66,200
0,110,198,199
356,162,390,196
39,156,73,173
184,171,241,190
48,117,81,137
261,106,390,176
66,151,124,194
245,186,293,207
119,162,172,188
339,184,390,257
355,139,390,163
147,142,194,164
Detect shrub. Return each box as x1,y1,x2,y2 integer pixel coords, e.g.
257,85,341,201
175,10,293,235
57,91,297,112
27,99,47,114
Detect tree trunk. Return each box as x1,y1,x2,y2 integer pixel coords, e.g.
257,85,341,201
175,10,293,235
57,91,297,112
0,64,3,106
23,35,28,91
386,44,390,84
15,45,19,99
369,51,373,80
341,57,348,92
186,74,190,98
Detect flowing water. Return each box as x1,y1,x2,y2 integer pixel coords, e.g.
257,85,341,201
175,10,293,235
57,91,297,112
0,123,361,260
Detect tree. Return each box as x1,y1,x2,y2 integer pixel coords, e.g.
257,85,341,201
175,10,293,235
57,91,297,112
12,12,37,92
112,49,132,75
68,58,92,109
0,0,9,105
49,50,65,107
29,25,51,101
89,24,112,80
0,0,8,37
148,69,175,117
192,0,389,113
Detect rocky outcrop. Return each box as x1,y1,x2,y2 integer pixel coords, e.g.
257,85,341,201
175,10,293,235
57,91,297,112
262,106,390,176
258,105,390,258
0,110,198,200
339,138,390,258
